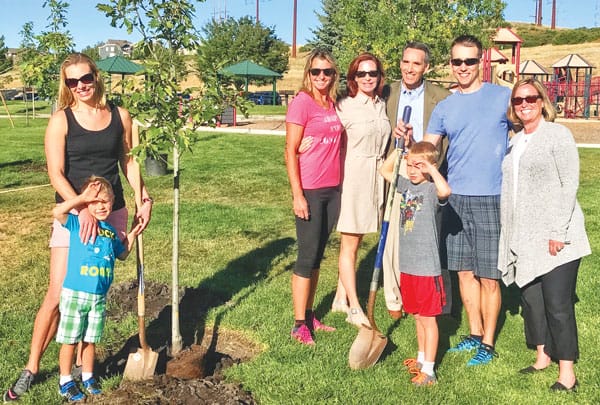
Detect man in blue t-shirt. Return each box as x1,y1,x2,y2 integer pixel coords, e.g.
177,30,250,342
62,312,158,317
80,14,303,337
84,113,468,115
53,176,141,401
424,35,511,367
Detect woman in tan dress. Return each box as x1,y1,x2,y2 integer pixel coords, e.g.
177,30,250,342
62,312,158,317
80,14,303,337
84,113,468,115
332,53,391,326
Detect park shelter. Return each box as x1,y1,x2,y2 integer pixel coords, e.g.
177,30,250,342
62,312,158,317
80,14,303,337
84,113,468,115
520,60,551,82
219,60,282,105
96,56,144,93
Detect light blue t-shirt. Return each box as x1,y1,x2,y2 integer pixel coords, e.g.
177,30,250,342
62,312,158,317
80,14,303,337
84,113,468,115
62,214,125,294
426,83,511,195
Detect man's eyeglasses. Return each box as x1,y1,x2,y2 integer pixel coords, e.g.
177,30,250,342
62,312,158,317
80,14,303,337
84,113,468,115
64,73,95,88
511,95,542,105
450,58,479,67
309,68,335,77
356,70,379,78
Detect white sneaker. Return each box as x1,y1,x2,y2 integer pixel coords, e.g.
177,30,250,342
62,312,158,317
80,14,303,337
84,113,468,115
346,308,370,328
331,300,350,314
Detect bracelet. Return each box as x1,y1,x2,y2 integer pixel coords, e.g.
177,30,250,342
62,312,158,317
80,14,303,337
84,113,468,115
142,197,154,204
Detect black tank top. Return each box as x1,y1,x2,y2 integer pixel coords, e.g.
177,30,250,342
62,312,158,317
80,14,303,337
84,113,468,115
56,104,126,210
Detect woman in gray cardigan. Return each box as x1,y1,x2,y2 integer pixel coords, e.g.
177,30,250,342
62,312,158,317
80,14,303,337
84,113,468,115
499,78,590,392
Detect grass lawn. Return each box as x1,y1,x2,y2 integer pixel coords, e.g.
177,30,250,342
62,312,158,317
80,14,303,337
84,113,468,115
0,117,598,404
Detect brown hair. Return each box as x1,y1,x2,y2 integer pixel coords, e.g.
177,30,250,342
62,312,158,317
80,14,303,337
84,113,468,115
451,34,483,59
408,141,439,165
345,52,385,98
507,77,556,125
81,175,114,201
299,48,339,101
57,53,105,109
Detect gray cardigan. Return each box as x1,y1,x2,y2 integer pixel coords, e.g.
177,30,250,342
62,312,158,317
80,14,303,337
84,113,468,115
498,120,591,287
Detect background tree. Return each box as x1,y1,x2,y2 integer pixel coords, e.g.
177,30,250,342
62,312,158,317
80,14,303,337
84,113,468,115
19,0,73,100
80,41,102,61
310,0,506,80
307,0,342,54
98,0,245,355
197,16,289,84
0,35,12,73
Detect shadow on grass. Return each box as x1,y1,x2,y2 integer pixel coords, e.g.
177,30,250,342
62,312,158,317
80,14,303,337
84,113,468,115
99,236,295,377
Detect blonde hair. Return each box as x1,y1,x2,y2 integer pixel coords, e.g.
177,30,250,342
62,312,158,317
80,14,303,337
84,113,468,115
507,78,556,126
57,53,105,110
299,49,339,101
408,141,439,165
81,175,114,201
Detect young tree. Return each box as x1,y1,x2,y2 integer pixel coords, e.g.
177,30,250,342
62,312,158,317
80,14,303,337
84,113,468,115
19,0,74,100
98,0,245,355
197,16,289,83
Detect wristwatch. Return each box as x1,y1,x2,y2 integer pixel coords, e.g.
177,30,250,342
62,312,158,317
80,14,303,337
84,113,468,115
142,197,154,205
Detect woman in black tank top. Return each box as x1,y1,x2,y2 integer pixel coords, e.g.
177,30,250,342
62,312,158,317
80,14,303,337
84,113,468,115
3,53,154,397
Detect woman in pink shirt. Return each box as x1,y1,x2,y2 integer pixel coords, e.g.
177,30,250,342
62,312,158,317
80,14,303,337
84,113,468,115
285,49,343,345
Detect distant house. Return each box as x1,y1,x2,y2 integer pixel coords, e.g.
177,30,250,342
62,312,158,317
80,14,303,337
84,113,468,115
98,39,133,59
6,48,20,62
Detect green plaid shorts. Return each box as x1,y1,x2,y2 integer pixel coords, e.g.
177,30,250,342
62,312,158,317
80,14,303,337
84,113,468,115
56,288,107,344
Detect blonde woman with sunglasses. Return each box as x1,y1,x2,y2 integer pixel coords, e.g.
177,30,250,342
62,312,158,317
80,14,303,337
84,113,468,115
285,49,342,345
4,53,152,402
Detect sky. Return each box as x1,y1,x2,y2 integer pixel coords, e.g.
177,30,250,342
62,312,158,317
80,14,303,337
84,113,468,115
0,0,598,50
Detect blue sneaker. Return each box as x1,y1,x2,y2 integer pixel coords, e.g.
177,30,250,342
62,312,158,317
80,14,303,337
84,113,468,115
58,380,86,402
467,344,498,366
82,377,102,395
447,335,481,353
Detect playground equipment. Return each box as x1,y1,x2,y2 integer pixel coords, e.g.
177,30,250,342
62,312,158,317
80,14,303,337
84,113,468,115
482,28,522,88
547,54,597,119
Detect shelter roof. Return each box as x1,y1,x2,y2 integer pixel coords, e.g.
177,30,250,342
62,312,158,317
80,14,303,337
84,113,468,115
96,56,143,74
490,47,509,62
493,27,523,44
520,59,550,75
219,60,282,78
552,54,594,68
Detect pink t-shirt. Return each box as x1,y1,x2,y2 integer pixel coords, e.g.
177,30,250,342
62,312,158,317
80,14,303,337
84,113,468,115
286,91,342,189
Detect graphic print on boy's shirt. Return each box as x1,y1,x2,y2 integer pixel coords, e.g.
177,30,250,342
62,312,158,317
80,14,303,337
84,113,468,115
399,189,424,234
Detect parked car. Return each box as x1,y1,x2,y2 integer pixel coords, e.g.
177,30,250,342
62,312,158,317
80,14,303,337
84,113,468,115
247,91,281,105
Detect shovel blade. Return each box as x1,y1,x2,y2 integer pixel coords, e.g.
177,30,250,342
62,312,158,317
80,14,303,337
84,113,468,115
348,324,388,370
123,348,159,380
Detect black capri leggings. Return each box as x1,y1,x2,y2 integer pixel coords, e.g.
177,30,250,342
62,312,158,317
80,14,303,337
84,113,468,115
294,186,340,278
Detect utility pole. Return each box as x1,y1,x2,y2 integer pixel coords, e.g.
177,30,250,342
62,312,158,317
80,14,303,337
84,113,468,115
536,0,543,26
292,0,297,57
551,0,556,29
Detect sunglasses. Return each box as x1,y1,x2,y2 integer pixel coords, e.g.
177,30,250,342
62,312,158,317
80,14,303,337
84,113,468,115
309,68,335,77
64,73,95,88
356,70,379,78
511,95,542,105
450,58,479,67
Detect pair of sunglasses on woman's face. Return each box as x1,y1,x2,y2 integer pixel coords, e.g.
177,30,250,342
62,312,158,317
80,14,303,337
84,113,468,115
355,70,379,78
64,72,94,88
309,68,335,77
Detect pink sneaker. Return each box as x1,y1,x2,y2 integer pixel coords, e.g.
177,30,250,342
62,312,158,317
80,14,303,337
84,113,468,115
309,315,336,332
291,324,315,345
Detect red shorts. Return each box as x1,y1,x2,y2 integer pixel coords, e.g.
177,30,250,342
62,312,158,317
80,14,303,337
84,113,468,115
400,273,446,317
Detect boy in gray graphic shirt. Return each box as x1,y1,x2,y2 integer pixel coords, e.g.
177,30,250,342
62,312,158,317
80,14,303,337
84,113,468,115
380,141,451,386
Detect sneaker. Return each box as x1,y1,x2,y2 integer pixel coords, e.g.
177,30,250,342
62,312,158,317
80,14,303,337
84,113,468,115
82,377,102,395
346,308,370,328
3,369,35,402
331,300,350,314
411,372,437,386
291,324,315,345
403,358,422,375
308,314,336,332
58,380,86,402
467,344,498,366
447,335,481,353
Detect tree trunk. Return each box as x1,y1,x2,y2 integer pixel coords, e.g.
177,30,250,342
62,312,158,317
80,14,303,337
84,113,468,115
171,143,183,354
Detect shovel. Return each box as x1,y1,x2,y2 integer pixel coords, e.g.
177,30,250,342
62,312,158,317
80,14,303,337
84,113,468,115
123,121,159,380
348,106,411,370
